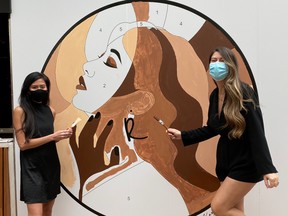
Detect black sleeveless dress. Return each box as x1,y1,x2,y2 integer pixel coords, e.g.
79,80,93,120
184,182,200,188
20,103,61,203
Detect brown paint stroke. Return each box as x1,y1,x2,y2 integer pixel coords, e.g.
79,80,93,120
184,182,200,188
190,21,253,94
130,27,216,214
79,25,220,214
190,21,234,71
160,28,218,178
85,91,156,191
159,28,219,189
132,2,149,21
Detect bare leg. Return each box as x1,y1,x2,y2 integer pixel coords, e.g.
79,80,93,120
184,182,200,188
43,199,56,216
27,203,43,216
211,177,255,216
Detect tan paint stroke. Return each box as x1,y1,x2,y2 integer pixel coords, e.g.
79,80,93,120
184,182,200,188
45,15,96,187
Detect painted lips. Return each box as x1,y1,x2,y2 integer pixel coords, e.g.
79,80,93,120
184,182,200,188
76,76,87,90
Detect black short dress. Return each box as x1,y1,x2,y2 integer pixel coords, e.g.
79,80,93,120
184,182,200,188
20,103,61,203
181,83,277,183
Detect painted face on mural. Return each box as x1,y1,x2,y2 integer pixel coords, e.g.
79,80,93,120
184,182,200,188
72,35,132,114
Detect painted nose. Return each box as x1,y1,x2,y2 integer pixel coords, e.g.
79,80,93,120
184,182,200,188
85,69,96,78
84,62,95,77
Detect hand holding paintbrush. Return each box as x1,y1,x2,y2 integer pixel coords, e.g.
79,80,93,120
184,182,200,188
153,116,182,140
64,117,82,137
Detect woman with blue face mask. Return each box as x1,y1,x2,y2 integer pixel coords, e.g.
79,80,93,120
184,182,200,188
167,47,279,216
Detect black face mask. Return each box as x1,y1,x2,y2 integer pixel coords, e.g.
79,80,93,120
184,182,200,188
29,89,49,103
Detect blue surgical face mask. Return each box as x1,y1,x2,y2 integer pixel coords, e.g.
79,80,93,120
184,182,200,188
209,62,228,81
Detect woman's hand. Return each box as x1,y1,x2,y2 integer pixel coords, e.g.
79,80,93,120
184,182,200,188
264,173,279,188
166,128,182,140
53,128,73,142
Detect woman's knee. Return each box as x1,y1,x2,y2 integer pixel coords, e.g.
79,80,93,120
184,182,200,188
211,198,245,216
211,198,226,215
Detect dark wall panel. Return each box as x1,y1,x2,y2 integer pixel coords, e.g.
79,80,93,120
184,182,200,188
0,13,13,133
0,0,11,13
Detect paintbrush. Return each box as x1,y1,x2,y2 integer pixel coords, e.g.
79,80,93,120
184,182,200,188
153,116,168,129
71,117,82,127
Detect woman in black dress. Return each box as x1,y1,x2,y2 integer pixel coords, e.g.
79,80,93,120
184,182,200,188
13,72,73,216
167,47,279,216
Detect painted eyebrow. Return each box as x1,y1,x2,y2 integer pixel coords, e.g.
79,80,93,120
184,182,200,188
111,49,122,63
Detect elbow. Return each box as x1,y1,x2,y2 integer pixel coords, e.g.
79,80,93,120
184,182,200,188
18,144,27,151
18,141,29,151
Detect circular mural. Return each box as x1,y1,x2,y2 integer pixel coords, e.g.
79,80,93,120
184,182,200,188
43,1,254,215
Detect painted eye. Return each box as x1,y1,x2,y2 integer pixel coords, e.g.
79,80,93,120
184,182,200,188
104,56,117,68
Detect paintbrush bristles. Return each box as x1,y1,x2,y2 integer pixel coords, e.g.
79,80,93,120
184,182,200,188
153,116,168,129
71,117,82,127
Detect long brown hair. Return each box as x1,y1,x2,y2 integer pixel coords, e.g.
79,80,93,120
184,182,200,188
209,47,251,139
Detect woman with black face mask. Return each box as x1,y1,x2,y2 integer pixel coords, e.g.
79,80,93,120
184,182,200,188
13,72,73,216
167,47,279,216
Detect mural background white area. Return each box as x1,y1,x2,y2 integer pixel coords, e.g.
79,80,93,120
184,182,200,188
10,0,287,215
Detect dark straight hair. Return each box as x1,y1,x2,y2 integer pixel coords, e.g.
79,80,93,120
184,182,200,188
19,72,51,140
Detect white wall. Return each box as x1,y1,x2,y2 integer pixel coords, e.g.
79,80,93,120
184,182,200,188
10,0,288,215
